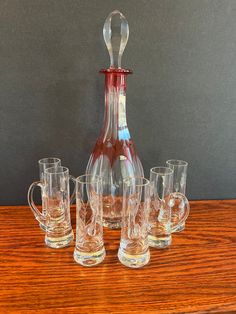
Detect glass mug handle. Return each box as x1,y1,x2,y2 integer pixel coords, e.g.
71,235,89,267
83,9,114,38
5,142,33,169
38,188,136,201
27,181,46,228
168,192,190,232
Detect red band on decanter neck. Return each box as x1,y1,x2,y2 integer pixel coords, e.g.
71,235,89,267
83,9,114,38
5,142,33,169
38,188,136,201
100,68,132,74
101,68,132,88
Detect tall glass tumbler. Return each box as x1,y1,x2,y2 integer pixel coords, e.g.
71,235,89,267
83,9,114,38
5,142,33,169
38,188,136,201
148,167,189,248
28,166,74,248
118,177,150,268
149,167,173,248
38,157,61,230
73,175,105,267
166,160,189,232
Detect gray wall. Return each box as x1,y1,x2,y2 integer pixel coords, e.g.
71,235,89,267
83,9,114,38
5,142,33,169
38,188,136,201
0,0,236,205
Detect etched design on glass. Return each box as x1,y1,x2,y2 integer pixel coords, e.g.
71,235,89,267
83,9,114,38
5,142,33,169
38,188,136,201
74,175,105,267
149,196,172,248
166,160,190,232
77,192,102,244
118,177,150,268
148,167,174,249
38,157,61,231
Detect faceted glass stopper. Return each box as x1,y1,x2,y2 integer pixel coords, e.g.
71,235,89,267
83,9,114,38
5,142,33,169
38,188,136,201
103,10,129,69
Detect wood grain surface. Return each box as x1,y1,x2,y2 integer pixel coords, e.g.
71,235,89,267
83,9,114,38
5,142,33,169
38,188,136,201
0,200,236,314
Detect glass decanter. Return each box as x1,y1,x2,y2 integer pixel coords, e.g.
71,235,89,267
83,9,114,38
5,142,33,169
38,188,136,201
86,10,144,229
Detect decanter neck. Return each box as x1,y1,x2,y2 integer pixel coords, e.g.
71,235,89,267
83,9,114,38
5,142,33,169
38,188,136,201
100,69,132,141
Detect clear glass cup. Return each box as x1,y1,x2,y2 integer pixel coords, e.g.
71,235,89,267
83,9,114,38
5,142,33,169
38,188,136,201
28,166,74,248
38,157,61,230
148,167,189,248
118,177,150,268
73,175,105,267
166,160,189,232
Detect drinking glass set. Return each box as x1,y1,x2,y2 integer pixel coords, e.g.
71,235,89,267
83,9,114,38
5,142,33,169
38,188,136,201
28,157,189,268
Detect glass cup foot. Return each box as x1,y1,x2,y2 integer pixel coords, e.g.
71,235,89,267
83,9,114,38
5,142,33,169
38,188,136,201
172,222,185,233
74,247,106,267
118,249,150,268
45,230,74,249
148,235,171,248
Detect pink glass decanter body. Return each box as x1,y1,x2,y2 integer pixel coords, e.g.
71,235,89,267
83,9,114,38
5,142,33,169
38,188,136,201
86,68,143,229
86,11,144,229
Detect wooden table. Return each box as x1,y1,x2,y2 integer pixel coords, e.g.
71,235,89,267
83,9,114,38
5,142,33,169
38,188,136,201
0,200,236,313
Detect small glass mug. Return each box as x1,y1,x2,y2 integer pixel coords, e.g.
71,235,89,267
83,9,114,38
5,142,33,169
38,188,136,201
73,175,105,267
148,167,189,248
118,177,151,268
166,160,189,232
38,157,61,230
28,166,74,248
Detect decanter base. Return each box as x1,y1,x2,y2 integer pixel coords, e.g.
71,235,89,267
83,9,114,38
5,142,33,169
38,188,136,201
148,235,171,249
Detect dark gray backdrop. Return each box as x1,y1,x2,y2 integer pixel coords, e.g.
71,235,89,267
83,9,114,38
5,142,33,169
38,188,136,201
1,0,236,205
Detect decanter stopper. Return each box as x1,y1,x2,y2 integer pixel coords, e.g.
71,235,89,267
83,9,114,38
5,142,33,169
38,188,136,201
103,10,129,69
